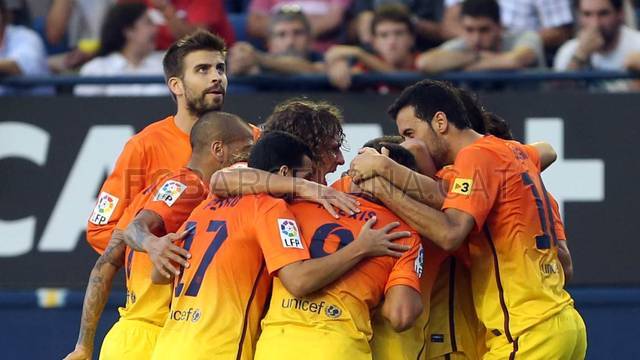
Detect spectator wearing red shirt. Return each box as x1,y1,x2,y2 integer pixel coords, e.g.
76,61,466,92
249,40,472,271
145,0,235,49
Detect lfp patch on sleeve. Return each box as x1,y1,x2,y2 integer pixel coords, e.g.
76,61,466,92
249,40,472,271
278,219,304,249
153,180,187,207
89,192,119,225
451,178,473,196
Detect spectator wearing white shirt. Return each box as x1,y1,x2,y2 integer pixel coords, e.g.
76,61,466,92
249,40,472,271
444,0,573,49
75,2,168,97
554,0,640,91
417,0,545,74
0,0,50,95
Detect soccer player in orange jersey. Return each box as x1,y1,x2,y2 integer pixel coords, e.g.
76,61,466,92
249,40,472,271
356,80,586,359
63,112,254,360
86,30,229,254
254,141,424,360
150,131,411,360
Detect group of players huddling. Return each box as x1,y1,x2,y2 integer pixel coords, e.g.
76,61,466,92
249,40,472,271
64,30,587,360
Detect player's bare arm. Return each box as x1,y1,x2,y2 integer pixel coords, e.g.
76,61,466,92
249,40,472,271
381,285,423,331
359,177,475,251
210,167,361,218
63,233,126,360
557,240,574,282
124,210,191,277
277,216,411,298
350,148,444,209
529,141,557,171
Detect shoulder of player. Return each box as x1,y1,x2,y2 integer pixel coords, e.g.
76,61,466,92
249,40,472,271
131,116,176,143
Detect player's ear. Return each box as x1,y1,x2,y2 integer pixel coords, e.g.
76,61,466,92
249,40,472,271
278,165,290,177
211,141,225,162
168,77,184,97
432,111,448,135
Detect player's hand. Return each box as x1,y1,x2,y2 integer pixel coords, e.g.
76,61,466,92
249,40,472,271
297,180,360,218
355,216,411,258
350,147,389,184
62,345,92,360
145,231,191,279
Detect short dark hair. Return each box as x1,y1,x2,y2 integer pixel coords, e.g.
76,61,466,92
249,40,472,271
269,6,311,36
163,30,226,80
457,88,486,134
371,4,414,35
189,111,252,154
98,3,148,56
461,0,501,24
483,112,513,140
362,135,403,146
249,131,313,173
263,98,345,161
388,80,470,130
362,137,418,171
574,0,623,11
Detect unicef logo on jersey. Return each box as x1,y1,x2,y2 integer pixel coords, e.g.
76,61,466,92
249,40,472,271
192,309,201,323
325,305,342,318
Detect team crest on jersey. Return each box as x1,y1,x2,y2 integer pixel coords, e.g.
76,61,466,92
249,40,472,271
414,245,424,278
451,178,473,195
89,192,119,225
153,180,187,207
325,305,342,318
278,219,304,249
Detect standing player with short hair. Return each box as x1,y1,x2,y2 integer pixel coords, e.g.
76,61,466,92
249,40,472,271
86,30,229,254
64,112,255,360
150,131,410,360
357,80,586,359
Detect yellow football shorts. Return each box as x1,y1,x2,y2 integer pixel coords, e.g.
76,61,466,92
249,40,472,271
483,306,587,360
255,325,372,360
99,319,161,360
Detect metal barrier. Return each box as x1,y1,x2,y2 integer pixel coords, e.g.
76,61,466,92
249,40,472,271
1,70,639,91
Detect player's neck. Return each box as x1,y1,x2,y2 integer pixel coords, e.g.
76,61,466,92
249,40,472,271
448,129,483,162
173,106,198,135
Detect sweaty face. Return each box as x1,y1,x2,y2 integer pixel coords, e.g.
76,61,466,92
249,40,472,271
396,106,449,169
181,50,228,116
268,20,310,57
461,16,502,52
579,0,623,46
314,139,345,184
372,21,414,68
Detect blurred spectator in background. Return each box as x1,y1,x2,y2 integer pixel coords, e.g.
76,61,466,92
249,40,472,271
46,0,113,71
0,0,49,95
4,0,30,26
145,0,234,49
444,0,573,50
554,0,640,90
554,0,640,70
228,7,324,75
326,4,416,90
350,0,454,50
74,2,167,96
416,0,545,73
247,0,352,52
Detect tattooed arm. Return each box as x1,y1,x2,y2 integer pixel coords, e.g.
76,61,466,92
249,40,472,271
63,233,125,360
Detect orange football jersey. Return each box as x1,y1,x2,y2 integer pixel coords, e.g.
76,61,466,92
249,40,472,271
151,194,310,360
442,136,573,341
88,116,191,253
